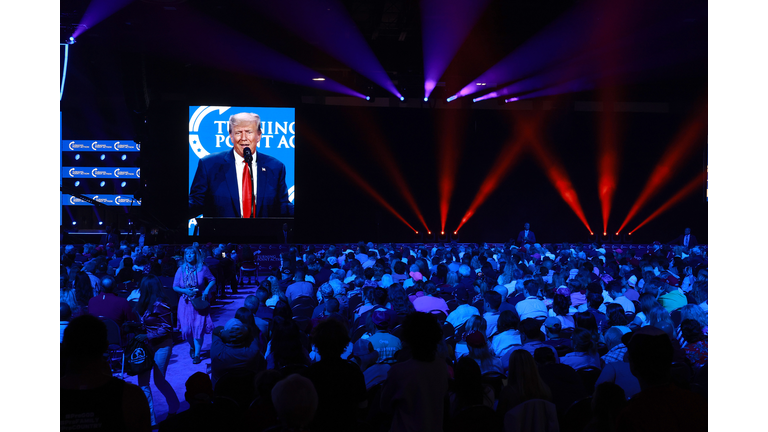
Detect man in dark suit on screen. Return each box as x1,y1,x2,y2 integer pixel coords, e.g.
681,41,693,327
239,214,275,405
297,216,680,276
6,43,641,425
515,222,536,246
670,227,698,249
189,112,294,218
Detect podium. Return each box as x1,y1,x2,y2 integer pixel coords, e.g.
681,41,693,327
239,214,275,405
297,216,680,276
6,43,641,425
194,217,293,243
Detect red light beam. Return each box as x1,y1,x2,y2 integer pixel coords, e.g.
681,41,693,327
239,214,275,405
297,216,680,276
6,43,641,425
616,103,707,234
351,110,430,233
526,115,594,234
628,171,706,234
301,126,419,233
436,109,467,234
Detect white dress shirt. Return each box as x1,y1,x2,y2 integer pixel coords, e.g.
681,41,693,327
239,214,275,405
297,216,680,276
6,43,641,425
234,150,257,217
516,296,548,320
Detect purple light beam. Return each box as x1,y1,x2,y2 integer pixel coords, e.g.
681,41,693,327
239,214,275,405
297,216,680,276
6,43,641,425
133,7,365,98
248,0,401,99
72,0,136,39
421,0,493,100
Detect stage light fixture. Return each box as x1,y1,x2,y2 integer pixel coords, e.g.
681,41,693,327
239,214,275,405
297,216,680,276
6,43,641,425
121,181,127,187
99,181,105,187
72,221,77,225
99,221,103,225
121,154,127,161
505,97,519,103
366,96,375,102
68,36,76,44
424,97,429,102
476,83,486,86
399,96,405,101
74,181,80,187
100,154,106,160
312,77,326,81
446,95,458,102
75,154,80,160
428,231,431,235
441,231,445,235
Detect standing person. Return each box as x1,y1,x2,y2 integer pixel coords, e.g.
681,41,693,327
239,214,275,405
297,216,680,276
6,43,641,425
515,222,536,247
134,275,181,425
173,246,216,364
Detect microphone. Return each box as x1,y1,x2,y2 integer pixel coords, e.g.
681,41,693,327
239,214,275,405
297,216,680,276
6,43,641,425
243,147,253,164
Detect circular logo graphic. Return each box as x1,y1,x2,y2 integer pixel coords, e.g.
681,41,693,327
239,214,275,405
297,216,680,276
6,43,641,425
69,168,75,177
189,106,231,159
69,141,75,150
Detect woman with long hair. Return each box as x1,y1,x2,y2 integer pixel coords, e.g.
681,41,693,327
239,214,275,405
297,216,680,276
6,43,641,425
497,349,552,417
134,274,180,425
605,303,631,334
630,292,659,329
463,331,504,375
173,246,216,364
676,304,708,347
549,292,576,329
560,327,602,370
264,276,288,308
449,356,495,416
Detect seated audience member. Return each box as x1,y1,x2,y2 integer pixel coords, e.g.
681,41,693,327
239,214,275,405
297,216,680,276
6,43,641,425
595,332,641,399
691,280,708,314
412,281,450,315
541,317,572,353
455,315,487,359
615,327,707,432
519,318,559,360
534,347,587,416
601,327,628,365
583,382,627,432
367,310,402,364
271,374,319,432
381,312,450,432
446,291,480,330
607,280,635,314
631,293,658,329
549,291,576,329
108,249,124,272
482,290,503,337
88,275,136,326
658,279,687,312
681,319,708,369
584,291,609,333
286,269,315,303
157,372,227,432
61,315,151,432
243,370,282,431
676,304,708,348
387,284,416,326
60,302,72,343
253,287,276,321
266,307,311,370
210,318,266,387
490,310,523,368
560,327,602,370
305,318,367,432
265,277,289,308
515,280,548,320
605,303,631,335
497,349,553,418
463,330,504,374
243,295,270,336
448,357,495,417
312,283,336,319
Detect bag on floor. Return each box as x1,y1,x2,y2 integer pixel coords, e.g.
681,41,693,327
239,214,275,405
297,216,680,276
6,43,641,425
124,335,155,376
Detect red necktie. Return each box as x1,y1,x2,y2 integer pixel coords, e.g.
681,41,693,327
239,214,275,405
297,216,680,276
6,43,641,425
242,161,252,218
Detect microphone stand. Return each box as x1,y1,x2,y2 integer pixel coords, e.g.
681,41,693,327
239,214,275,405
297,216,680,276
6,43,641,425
244,148,256,218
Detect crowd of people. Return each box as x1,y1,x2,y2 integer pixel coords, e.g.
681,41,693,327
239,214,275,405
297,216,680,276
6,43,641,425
60,238,708,431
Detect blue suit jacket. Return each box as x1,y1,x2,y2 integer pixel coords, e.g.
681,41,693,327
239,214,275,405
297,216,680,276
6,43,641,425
189,149,294,218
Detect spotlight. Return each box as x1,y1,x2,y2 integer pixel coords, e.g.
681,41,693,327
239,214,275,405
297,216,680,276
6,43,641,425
99,221,103,225
100,154,106,160
100,181,105,187
72,221,77,225
399,96,405,102
312,77,326,81
74,181,80,187
415,231,418,234
121,181,127,187
428,231,431,235
446,95,458,103
68,36,76,44
366,96,375,102
472,98,477,102
454,231,457,235
476,83,486,86
424,97,428,102
75,154,80,160
505,97,519,103
121,154,127,161
441,231,445,235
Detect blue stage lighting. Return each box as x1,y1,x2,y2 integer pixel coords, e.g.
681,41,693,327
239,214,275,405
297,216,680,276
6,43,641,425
75,154,80,160
99,221,103,225
399,96,405,101
100,181,105,187
424,97,429,102
100,154,106,161
72,221,77,225
366,96,371,101
121,181,127,187
446,95,458,102
121,154,127,161
74,181,80,187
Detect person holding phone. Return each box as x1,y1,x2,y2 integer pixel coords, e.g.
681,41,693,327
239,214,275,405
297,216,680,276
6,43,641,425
173,246,216,364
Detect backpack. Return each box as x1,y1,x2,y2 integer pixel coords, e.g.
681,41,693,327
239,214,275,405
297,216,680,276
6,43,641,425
124,336,155,376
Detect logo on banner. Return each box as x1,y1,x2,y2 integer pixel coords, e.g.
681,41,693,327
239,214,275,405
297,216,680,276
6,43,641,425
114,196,135,205
92,168,112,177
68,141,75,150
113,168,136,177
114,141,135,150
91,141,113,151
136,168,140,178
68,168,89,177
91,195,112,204
69,196,84,205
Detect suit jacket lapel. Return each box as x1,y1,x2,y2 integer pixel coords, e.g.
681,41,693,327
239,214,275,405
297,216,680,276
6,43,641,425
224,150,240,216
255,152,266,216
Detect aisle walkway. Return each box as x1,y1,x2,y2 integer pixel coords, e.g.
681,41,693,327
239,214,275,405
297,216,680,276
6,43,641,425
124,278,265,423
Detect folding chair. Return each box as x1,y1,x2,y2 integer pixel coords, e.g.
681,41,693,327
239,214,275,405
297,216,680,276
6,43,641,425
100,317,125,379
